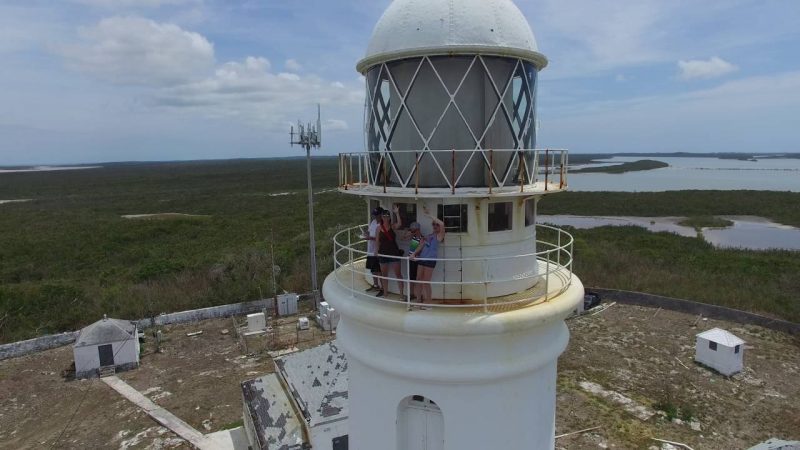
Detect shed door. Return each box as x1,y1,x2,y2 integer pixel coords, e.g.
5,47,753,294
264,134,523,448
98,344,114,366
332,435,348,450
401,397,444,450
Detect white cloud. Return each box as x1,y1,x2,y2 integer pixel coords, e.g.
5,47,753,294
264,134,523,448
285,59,302,72
541,71,800,152
153,56,363,131
71,0,197,8
324,119,348,131
677,56,738,80
59,16,214,85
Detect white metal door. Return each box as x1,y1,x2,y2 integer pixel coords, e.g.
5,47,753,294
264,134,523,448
401,398,444,450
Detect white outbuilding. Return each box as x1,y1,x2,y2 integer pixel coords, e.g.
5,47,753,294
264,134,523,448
695,327,745,376
73,316,140,379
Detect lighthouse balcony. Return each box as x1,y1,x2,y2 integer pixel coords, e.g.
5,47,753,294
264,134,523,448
337,149,568,197
330,224,574,312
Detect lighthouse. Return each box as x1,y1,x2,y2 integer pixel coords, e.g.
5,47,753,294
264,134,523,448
322,0,584,448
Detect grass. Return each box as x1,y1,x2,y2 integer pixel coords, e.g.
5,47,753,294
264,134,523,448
0,158,798,343
678,216,734,231
570,226,800,321
571,159,669,174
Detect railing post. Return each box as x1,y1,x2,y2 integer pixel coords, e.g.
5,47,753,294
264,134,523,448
415,151,419,196
488,149,493,195
358,154,362,188
451,148,456,195
483,259,489,313
406,257,411,310
382,156,387,194
348,229,354,296
557,229,561,266
544,149,549,191
544,250,551,302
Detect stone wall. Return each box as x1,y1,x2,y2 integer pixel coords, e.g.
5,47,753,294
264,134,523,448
590,288,799,336
0,298,276,361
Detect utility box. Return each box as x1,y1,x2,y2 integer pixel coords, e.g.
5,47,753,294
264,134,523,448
298,317,310,330
695,328,745,376
247,313,267,333
277,293,299,316
318,302,340,331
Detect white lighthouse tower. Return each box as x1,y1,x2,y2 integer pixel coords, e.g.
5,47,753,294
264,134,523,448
323,0,584,449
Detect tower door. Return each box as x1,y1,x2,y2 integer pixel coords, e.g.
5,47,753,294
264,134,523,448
399,396,444,450
98,344,114,366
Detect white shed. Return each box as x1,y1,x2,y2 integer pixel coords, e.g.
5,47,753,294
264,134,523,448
73,316,140,379
695,327,745,376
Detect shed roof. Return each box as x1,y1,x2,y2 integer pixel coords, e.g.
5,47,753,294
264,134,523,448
241,373,304,450
697,328,745,347
275,341,348,427
75,317,137,347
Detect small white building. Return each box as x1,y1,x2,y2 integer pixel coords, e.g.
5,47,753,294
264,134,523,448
695,327,745,376
242,342,348,450
73,316,140,379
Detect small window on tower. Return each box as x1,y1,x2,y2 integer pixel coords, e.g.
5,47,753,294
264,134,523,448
524,198,536,227
709,341,717,351
488,202,512,232
734,345,740,354
438,204,468,233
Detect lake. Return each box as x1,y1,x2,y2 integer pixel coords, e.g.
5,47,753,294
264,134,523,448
568,157,800,192
538,215,800,251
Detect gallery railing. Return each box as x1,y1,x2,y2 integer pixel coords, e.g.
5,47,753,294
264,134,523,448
337,149,568,195
332,224,574,311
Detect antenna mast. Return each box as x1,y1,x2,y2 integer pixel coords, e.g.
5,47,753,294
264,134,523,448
290,105,322,309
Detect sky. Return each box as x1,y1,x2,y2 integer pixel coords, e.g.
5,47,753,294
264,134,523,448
0,0,798,165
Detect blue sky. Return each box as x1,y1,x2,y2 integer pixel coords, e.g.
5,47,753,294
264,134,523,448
0,0,798,165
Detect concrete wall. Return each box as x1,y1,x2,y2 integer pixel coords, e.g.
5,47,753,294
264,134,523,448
1,298,276,361
74,333,140,378
0,331,79,361
590,288,800,336
136,299,272,329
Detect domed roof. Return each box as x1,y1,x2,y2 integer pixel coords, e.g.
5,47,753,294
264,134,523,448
357,0,548,73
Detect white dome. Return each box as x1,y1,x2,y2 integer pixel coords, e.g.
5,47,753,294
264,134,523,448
357,0,547,73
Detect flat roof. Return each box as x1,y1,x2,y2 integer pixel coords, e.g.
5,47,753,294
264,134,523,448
276,341,349,427
241,373,304,449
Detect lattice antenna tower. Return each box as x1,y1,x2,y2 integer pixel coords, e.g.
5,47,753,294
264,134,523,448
290,104,322,151
289,104,322,308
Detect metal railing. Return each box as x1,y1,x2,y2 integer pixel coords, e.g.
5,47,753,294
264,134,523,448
331,224,575,311
337,149,568,195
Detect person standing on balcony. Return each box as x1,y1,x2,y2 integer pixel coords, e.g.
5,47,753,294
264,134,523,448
375,205,404,298
405,221,423,300
363,207,383,292
410,206,445,304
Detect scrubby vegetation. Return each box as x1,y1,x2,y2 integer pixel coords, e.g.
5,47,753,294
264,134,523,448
678,216,734,231
1,159,798,342
571,159,669,174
